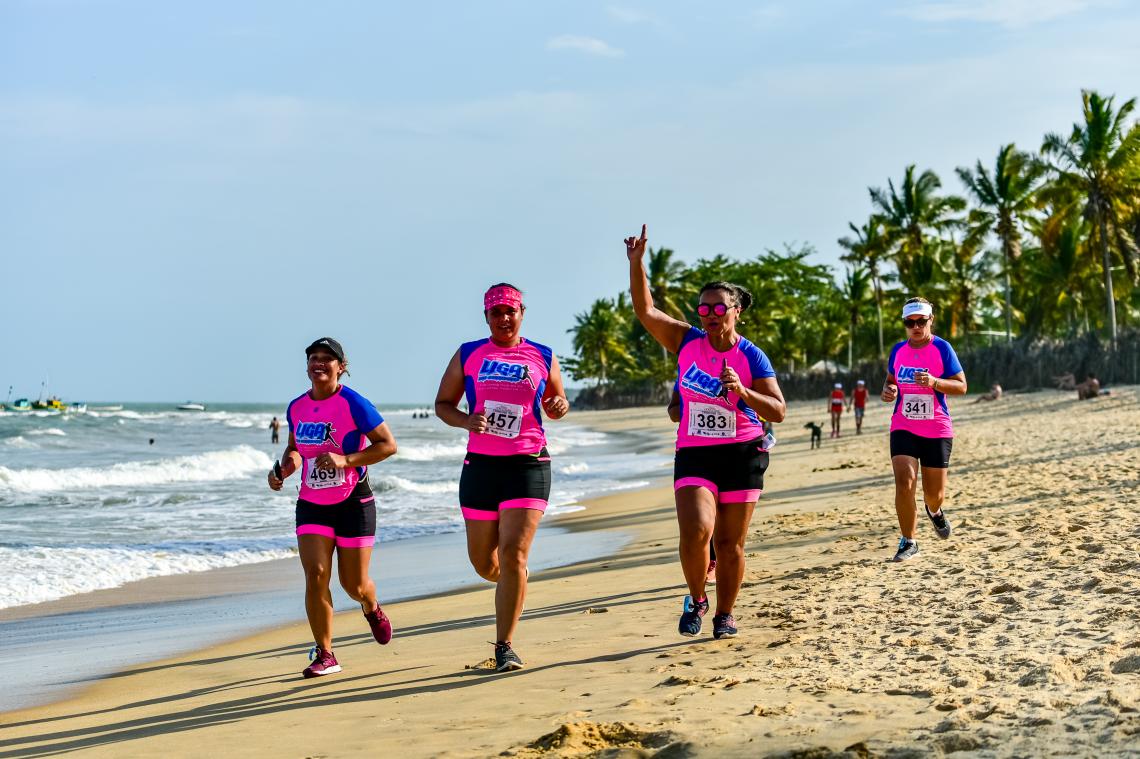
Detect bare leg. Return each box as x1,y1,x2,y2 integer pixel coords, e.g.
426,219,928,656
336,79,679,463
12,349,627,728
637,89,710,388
892,455,920,539
920,465,947,514
711,500,756,615
495,508,542,643
675,486,716,601
465,518,500,582
336,545,378,612
298,534,337,650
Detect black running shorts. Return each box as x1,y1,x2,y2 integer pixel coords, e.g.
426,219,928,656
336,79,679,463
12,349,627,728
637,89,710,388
674,437,769,503
890,430,953,469
295,478,377,547
459,448,552,520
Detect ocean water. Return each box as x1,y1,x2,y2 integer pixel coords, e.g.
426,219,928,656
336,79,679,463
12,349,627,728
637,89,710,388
0,403,668,610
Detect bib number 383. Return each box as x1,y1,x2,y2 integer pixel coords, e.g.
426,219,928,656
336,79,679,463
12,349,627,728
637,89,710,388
688,402,736,438
901,394,934,421
305,459,346,489
483,400,524,439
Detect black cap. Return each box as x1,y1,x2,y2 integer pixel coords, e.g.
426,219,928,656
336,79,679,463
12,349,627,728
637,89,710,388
305,337,345,362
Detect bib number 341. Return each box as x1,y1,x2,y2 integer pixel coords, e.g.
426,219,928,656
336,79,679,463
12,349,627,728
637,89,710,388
901,395,934,421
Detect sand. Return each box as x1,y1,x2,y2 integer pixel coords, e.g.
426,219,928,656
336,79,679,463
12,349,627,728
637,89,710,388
2,389,1138,757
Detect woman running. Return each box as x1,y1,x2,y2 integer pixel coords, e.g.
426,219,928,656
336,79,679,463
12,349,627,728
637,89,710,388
434,283,570,672
881,298,967,562
268,337,398,678
626,225,786,639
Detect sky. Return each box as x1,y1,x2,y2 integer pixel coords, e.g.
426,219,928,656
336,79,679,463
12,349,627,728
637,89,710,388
3,0,1139,404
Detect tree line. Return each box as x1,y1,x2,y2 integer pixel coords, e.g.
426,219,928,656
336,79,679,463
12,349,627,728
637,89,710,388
565,90,1140,400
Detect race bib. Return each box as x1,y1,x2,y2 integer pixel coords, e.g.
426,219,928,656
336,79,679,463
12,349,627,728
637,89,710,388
687,402,736,438
901,394,934,421
305,459,346,490
483,400,524,439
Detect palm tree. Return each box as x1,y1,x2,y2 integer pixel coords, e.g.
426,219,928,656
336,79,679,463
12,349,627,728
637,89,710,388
565,298,632,386
1041,90,1140,344
840,265,872,368
956,144,1045,342
838,216,891,358
940,230,998,347
646,247,690,321
870,165,966,292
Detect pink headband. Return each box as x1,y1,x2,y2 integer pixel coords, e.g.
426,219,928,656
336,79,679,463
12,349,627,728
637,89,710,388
484,286,523,311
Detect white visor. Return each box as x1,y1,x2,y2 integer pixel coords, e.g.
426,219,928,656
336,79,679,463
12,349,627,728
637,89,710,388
857,380,865,385
902,301,933,319
834,383,842,389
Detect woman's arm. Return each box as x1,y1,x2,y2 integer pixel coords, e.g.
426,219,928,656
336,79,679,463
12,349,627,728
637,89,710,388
626,225,691,354
343,422,397,468
922,371,967,396
268,429,301,490
434,349,487,433
736,376,786,423
540,355,570,420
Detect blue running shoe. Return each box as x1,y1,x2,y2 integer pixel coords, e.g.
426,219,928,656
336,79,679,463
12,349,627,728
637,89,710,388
889,537,919,562
679,595,709,636
712,613,738,639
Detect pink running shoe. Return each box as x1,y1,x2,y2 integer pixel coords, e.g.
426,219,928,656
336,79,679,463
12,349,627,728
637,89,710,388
303,647,341,678
364,603,393,645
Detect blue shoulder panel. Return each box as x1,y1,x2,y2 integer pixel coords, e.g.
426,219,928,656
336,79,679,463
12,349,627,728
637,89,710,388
678,326,705,351
459,339,488,367
934,336,963,377
526,338,555,371
738,338,776,379
341,385,384,432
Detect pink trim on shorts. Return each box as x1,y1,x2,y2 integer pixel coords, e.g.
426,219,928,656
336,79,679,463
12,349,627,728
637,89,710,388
358,496,375,504
719,489,762,504
461,506,498,521
296,524,336,538
501,497,547,512
336,536,375,548
536,456,551,462
675,477,718,497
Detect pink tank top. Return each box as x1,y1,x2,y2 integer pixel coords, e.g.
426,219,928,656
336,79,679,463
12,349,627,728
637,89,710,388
888,336,963,439
675,327,776,449
286,385,384,504
460,337,553,456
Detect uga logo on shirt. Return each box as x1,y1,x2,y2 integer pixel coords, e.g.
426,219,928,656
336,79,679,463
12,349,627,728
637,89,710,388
895,365,928,384
295,421,335,445
680,362,727,400
478,358,534,387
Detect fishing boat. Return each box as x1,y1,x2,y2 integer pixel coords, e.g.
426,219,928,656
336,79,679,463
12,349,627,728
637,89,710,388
32,397,65,411
7,399,33,413
176,402,207,411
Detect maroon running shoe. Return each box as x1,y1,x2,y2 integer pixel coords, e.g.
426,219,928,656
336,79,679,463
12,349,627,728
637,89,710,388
303,647,341,678
364,603,393,645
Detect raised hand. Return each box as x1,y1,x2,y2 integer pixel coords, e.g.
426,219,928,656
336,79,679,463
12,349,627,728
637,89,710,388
624,224,648,261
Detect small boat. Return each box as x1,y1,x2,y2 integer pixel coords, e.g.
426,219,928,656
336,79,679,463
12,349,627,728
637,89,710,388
177,402,207,411
66,402,88,414
8,399,33,413
32,396,65,411
90,404,123,412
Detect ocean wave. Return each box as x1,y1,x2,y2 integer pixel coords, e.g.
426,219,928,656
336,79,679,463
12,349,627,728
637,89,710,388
372,475,457,495
0,436,37,449
558,462,589,474
0,445,273,493
28,428,67,437
0,539,296,609
395,442,468,461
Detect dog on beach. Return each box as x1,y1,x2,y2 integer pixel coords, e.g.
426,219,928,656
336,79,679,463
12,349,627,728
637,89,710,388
804,421,823,449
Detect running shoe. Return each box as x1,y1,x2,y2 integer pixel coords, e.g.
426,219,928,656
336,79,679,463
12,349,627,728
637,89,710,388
303,646,341,678
678,595,709,637
889,537,919,562
705,559,717,584
364,603,393,645
712,613,738,639
925,506,952,539
494,642,524,672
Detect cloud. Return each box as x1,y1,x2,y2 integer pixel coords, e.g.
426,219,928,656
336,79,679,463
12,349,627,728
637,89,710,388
546,34,625,58
898,0,1093,28
606,6,652,25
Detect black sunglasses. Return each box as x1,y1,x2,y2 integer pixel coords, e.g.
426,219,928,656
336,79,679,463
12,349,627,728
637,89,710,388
903,317,930,328
697,303,733,317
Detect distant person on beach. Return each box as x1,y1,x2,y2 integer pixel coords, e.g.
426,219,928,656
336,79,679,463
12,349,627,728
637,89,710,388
881,298,967,562
829,382,844,437
627,224,786,639
267,337,398,678
669,384,717,584
848,380,868,433
1078,373,1101,400
269,416,281,444
434,283,570,673
973,383,1003,403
